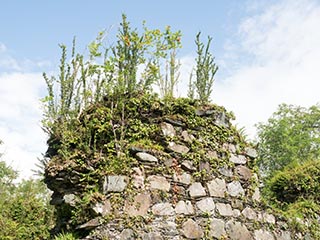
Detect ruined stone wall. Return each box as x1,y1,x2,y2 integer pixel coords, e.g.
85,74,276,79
80,122,292,239
45,98,309,239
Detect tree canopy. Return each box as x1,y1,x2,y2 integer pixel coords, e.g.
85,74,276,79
256,103,320,178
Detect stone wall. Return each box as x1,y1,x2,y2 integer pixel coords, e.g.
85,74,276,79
45,99,310,239
80,122,291,239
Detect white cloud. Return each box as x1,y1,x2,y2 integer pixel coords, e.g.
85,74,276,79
214,0,320,139
0,42,51,72
0,42,7,53
0,72,47,180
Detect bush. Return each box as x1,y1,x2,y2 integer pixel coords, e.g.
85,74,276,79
0,160,54,239
266,159,320,203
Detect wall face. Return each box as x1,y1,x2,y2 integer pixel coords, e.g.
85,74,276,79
79,121,288,239
44,98,308,239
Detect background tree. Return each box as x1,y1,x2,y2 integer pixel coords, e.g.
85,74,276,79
0,141,54,239
256,103,320,178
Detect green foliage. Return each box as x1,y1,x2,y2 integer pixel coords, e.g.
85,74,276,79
256,103,320,178
150,26,182,99
189,32,218,103
54,231,78,240
263,160,320,238
0,160,54,240
265,159,320,203
42,15,183,135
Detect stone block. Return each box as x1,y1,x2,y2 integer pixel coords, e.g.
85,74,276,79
209,218,226,239
182,219,204,239
229,154,247,164
103,175,127,193
147,175,170,192
168,142,190,154
175,200,194,215
207,178,226,198
160,122,176,137
242,207,257,220
124,193,151,216
216,202,233,216
196,197,215,215
92,200,111,217
173,172,192,185
226,220,252,240
152,202,174,216
236,165,252,180
227,181,245,197
136,152,158,163
254,229,275,240
188,182,206,198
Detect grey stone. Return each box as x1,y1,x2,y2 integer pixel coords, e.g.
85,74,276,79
141,232,163,240
245,147,258,158
242,207,257,220
263,212,276,224
229,154,247,164
175,200,195,215
168,142,189,154
216,202,233,216
63,193,76,206
252,187,261,202
181,130,194,142
196,197,215,215
206,150,218,159
254,229,275,240
136,152,158,163
132,167,145,189
103,175,127,193
219,167,234,177
92,200,111,217
195,108,207,116
209,218,226,239
181,160,196,171
226,220,252,240
124,193,151,216
182,219,204,239
229,144,237,153
199,161,210,173
152,202,174,216
188,182,206,198
163,158,174,167
207,178,227,198
160,221,179,236
160,122,176,137
227,181,245,197
77,217,100,229
274,231,291,240
173,185,186,196
215,111,229,128
119,228,135,240
173,172,192,185
147,175,170,192
233,209,241,217
236,165,252,180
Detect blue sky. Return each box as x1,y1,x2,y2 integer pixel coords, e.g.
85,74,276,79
1,0,320,179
